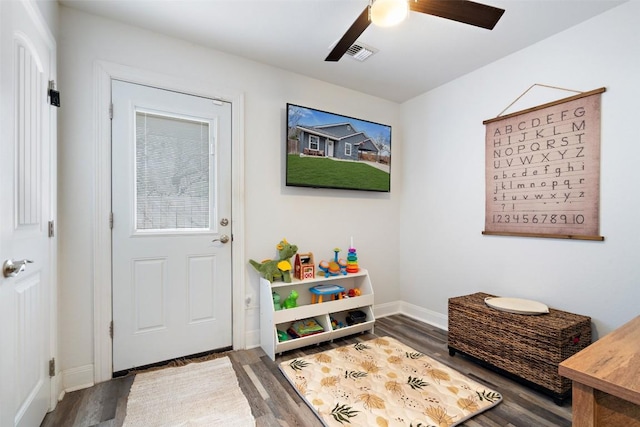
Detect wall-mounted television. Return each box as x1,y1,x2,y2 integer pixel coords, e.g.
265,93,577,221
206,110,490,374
286,103,391,192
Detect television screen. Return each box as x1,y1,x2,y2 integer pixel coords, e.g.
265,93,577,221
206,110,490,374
286,103,391,192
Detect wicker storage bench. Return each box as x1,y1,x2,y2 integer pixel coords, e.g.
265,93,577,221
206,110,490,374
448,292,591,404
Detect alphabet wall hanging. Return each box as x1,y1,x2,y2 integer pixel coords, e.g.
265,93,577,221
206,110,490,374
483,86,605,241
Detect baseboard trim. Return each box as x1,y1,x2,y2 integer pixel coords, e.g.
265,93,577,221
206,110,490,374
398,301,448,331
244,328,261,350
373,301,402,318
61,364,95,394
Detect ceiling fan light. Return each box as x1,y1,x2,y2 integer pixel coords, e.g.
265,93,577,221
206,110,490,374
370,0,409,27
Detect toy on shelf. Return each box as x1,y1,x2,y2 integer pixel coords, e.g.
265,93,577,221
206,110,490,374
282,290,299,309
287,318,324,338
346,238,359,273
318,248,348,278
277,330,289,342
309,284,345,304
330,316,345,330
294,252,315,280
346,310,367,325
347,288,362,298
272,291,282,311
249,238,298,282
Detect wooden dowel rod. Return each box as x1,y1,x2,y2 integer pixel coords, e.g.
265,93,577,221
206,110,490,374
482,230,605,241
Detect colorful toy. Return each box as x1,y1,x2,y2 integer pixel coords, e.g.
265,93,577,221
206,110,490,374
346,241,359,273
294,252,315,280
318,248,348,278
282,290,299,309
249,238,298,282
272,291,282,311
330,316,345,330
287,318,324,337
347,288,362,298
309,284,345,304
277,330,289,341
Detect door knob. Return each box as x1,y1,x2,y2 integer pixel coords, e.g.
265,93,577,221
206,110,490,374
3,259,34,278
212,235,230,244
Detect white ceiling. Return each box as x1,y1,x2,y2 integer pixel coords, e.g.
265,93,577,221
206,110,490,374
59,0,626,103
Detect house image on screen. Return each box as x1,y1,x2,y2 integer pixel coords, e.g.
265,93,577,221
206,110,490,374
295,123,381,162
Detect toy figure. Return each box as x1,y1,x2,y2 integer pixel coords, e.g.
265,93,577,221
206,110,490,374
282,290,299,309
249,238,298,282
277,330,289,341
272,291,282,311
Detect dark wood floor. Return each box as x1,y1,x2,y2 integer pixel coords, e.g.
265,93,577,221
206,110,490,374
41,314,572,426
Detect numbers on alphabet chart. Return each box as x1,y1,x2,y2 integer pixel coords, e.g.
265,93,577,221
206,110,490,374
492,214,585,225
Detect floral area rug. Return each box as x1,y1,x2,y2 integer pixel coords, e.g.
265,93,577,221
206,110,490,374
279,336,501,427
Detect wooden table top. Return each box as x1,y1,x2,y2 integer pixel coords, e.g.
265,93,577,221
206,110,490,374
559,315,640,405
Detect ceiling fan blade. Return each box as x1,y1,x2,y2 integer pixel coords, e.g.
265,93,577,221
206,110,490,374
325,6,371,62
409,0,505,30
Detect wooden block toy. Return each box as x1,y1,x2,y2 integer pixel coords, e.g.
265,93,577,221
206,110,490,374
294,252,315,280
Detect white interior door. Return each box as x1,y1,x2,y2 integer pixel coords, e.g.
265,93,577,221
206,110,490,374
111,80,233,372
0,1,54,426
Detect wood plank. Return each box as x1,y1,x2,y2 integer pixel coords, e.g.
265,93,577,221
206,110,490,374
596,390,640,426
571,382,596,427
559,315,640,405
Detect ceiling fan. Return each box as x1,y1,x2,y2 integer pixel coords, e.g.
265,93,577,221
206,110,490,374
326,0,505,61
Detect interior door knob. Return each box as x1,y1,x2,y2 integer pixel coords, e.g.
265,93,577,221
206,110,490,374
3,259,34,278
212,235,230,244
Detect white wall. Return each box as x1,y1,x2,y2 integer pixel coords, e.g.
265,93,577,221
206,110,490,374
398,0,640,339
57,6,401,381
35,0,58,38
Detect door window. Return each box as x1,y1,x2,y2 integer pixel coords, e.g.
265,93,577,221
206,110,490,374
135,111,213,232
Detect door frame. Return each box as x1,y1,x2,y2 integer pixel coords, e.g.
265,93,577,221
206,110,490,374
93,61,246,383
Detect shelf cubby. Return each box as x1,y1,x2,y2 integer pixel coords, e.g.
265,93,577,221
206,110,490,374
259,269,375,360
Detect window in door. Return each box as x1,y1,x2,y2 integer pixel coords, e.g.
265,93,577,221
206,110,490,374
135,110,213,232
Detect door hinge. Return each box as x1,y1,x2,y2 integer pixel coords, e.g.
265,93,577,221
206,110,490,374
49,358,55,377
109,102,113,120
48,80,60,107
48,220,55,238
109,321,113,339
109,212,114,229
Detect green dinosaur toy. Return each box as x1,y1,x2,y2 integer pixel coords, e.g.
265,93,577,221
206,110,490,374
249,238,298,282
282,290,298,309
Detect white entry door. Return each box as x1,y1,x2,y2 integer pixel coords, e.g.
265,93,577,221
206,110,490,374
112,80,233,372
0,1,54,426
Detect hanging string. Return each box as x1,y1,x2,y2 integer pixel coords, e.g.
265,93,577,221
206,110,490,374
496,83,584,117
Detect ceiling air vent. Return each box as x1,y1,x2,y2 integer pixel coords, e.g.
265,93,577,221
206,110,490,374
346,43,378,62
